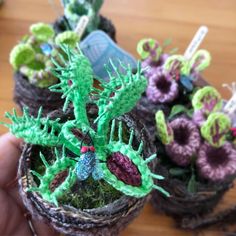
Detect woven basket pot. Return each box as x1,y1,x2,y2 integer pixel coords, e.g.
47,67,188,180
17,110,156,236
151,163,233,228
53,15,116,42
13,72,64,117
133,78,235,228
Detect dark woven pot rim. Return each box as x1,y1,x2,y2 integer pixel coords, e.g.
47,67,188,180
17,110,155,235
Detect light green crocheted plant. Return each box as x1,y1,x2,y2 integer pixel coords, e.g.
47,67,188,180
9,22,80,88
155,110,173,145
164,49,211,76
55,31,80,48
30,23,55,42
137,38,162,61
2,45,169,206
192,86,223,114
62,0,103,32
201,112,231,147
9,44,35,70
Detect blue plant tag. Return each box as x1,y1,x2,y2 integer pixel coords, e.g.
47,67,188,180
80,30,137,81
40,43,53,56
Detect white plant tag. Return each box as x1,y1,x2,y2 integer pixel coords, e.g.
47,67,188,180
74,16,90,38
184,26,208,60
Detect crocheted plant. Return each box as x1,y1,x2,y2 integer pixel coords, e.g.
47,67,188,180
137,38,175,78
144,48,211,105
154,85,236,186
61,0,103,32
164,49,211,91
3,45,169,206
9,22,79,88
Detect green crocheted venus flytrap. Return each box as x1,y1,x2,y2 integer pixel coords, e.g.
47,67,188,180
2,45,169,206
9,22,79,88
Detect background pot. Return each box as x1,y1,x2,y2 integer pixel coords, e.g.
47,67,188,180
53,15,116,42
151,163,233,228
17,110,156,235
13,72,64,117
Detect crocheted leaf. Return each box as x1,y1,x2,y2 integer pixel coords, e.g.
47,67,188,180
96,61,147,138
192,86,223,114
28,148,76,206
9,44,35,70
189,49,211,72
55,31,80,48
30,23,55,42
164,55,190,75
60,120,97,156
201,112,231,147
137,38,162,61
98,120,169,198
169,104,193,119
1,108,62,147
155,110,173,145
50,45,93,124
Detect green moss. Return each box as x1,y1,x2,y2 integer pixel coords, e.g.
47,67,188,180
59,177,122,209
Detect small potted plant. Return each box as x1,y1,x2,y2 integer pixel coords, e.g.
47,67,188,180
134,45,211,138
10,22,80,116
151,85,236,228
54,0,116,41
2,45,169,235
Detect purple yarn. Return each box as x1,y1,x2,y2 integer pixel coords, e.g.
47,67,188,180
146,69,179,104
142,54,169,79
192,109,206,126
165,118,201,166
107,152,141,186
196,142,236,181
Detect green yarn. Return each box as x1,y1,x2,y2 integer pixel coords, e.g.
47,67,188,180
96,61,147,144
192,86,222,113
189,49,211,72
63,0,101,32
137,38,162,61
164,49,211,76
3,107,63,147
55,31,80,48
28,149,76,206
101,120,169,198
201,112,231,147
30,23,55,42
3,47,169,205
9,44,35,70
155,110,173,145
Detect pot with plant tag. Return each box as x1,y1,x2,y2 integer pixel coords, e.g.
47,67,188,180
150,85,236,229
2,45,169,236
133,42,211,139
10,22,80,117
53,0,116,41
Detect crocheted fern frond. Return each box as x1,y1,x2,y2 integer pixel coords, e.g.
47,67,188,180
50,45,93,124
1,107,62,146
96,61,147,138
